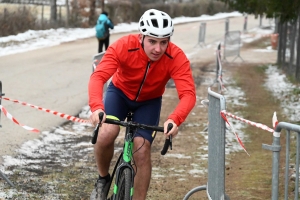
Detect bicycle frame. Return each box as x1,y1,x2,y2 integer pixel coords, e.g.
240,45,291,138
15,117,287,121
112,113,136,200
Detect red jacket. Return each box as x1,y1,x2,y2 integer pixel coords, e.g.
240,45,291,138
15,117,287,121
89,34,196,126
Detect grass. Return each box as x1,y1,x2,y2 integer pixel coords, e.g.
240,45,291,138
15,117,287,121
223,62,291,199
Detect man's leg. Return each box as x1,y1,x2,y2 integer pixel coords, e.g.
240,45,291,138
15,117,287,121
91,123,119,200
94,123,119,176
95,83,129,175
132,137,152,200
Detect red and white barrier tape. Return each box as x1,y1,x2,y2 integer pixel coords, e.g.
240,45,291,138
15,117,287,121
221,110,274,133
0,105,39,132
220,110,250,156
1,97,90,125
220,110,280,155
218,75,227,92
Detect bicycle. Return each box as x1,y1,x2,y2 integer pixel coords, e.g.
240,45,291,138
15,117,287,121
91,112,173,200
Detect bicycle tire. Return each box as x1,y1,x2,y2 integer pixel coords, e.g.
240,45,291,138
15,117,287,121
115,167,132,200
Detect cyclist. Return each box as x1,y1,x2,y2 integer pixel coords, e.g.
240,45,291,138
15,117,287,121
89,9,196,200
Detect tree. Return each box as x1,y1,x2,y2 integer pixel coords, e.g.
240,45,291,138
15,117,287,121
218,0,300,22
218,0,300,81
89,0,96,25
50,0,57,24
101,0,104,11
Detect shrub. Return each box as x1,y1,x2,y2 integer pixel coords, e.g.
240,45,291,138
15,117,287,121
0,6,37,36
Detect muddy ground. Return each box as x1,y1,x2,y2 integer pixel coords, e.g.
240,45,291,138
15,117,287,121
0,37,286,200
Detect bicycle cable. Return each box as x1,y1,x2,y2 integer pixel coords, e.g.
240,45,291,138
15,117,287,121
129,130,147,176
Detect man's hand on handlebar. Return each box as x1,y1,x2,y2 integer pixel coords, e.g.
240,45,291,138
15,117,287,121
90,109,106,127
163,119,178,138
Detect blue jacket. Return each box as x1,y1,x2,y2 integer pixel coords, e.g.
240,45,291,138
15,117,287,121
96,14,114,36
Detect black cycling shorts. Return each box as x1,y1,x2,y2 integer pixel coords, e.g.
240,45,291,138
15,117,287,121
104,82,162,144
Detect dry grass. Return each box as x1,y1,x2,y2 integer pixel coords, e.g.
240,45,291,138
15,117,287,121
223,62,289,199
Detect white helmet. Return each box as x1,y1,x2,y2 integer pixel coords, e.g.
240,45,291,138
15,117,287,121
138,9,174,38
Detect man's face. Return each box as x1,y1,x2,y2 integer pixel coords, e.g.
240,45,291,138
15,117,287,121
139,35,169,61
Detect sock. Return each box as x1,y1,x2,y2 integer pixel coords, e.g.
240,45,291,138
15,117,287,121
99,173,110,182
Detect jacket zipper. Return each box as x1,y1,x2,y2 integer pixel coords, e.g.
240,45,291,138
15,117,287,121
135,62,150,101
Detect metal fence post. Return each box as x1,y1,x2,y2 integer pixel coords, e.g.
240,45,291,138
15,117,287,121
195,22,206,47
263,122,300,200
243,14,248,32
216,44,220,80
225,18,229,33
207,87,227,199
259,14,263,27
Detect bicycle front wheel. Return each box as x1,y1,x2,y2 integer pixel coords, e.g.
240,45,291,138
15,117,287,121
115,167,133,200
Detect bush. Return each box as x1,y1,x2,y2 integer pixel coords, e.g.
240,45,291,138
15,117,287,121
0,6,37,36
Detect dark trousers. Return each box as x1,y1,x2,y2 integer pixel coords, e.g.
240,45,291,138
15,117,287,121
98,36,110,53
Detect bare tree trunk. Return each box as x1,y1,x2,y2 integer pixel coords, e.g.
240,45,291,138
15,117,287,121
89,0,96,26
296,13,300,81
277,20,282,65
50,0,57,25
41,4,44,29
101,0,104,11
282,22,287,69
66,0,70,27
288,22,296,75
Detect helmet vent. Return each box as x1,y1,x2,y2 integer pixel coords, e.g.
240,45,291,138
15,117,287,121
163,19,168,28
151,19,158,28
150,33,159,37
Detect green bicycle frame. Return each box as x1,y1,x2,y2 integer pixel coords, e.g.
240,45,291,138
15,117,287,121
112,128,135,200
123,140,133,162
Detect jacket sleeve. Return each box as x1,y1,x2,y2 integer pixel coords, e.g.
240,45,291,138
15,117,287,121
88,42,121,112
107,18,114,29
167,50,196,126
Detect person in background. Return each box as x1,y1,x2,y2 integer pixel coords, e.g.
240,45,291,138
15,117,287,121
89,9,196,200
95,11,114,53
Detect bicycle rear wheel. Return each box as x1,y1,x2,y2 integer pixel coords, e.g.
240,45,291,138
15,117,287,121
115,167,133,200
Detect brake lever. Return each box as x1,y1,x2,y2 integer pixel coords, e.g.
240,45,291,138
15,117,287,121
91,112,104,144
161,123,173,155
168,123,173,150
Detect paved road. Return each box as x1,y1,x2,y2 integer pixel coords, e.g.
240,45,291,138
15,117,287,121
0,15,268,164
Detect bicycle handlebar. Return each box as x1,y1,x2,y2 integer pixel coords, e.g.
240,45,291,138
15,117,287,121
91,112,173,155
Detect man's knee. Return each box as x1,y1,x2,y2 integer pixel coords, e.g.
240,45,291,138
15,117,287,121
133,138,151,164
96,124,119,146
